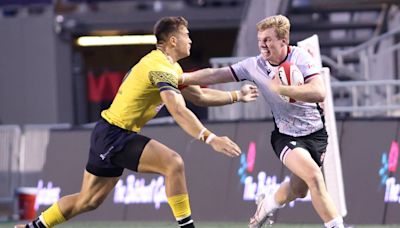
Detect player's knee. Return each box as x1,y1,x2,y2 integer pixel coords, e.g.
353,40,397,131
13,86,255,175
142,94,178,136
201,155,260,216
303,171,324,191
166,153,185,175
295,189,308,198
291,186,308,198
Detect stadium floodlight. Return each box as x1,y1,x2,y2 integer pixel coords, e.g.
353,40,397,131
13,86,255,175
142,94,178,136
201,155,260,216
76,35,157,46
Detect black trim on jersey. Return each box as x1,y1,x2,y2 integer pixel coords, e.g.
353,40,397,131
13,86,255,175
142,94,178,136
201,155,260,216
269,46,290,67
304,73,320,81
229,66,240,82
149,71,178,88
157,82,181,94
316,103,325,124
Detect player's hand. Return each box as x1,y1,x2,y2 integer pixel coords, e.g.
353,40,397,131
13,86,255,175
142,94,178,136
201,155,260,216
267,75,282,94
209,136,241,157
238,84,259,102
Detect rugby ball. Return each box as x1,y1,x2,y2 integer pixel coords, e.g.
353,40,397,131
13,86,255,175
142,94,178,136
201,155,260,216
277,61,304,103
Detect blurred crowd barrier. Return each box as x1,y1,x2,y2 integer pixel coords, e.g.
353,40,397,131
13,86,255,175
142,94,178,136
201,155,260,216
0,119,399,224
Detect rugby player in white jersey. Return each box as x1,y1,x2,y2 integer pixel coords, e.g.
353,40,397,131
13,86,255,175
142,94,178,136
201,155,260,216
179,15,345,228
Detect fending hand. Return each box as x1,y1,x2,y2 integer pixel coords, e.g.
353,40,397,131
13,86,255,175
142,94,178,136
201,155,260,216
239,84,259,102
209,136,241,157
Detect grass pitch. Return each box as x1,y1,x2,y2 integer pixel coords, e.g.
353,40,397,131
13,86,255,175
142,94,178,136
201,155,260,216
1,221,400,228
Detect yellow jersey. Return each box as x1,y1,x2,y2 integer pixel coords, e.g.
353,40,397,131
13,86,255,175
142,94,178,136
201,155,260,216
101,49,182,132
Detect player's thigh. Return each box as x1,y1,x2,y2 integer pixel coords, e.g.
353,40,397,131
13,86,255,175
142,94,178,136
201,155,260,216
110,134,151,173
137,139,182,175
284,147,323,186
79,170,120,202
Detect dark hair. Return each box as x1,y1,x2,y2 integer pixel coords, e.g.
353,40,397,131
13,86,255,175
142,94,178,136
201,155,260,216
153,16,188,44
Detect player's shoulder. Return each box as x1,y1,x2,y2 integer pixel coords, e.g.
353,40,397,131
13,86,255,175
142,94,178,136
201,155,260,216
139,50,179,73
141,50,168,66
288,46,314,64
289,45,307,54
289,46,308,58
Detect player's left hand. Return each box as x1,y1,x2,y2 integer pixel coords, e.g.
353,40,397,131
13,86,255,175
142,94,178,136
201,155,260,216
238,84,259,102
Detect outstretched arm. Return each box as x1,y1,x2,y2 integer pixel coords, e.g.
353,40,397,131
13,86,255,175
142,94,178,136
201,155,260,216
179,67,236,85
160,90,241,157
181,84,259,107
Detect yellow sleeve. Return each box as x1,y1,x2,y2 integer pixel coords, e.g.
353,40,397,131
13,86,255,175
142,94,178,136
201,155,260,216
148,70,181,94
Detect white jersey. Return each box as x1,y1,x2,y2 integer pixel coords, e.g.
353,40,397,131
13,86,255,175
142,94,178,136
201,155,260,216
230,46,324,137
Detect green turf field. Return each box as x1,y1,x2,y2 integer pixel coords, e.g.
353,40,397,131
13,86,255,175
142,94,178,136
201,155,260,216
1,221,400,228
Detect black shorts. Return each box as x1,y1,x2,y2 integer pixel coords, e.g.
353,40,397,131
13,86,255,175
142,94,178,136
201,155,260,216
86,119,151,177
270,127,328,166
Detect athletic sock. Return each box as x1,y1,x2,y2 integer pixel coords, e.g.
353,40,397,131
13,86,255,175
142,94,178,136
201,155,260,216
324,216,344,228
41,202,66,227
25,217,46,228
263,193,284,214
167,194,194,228
177,215,195,228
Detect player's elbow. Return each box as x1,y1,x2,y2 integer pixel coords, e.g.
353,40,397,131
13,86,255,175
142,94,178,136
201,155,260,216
315,88,326,102
185,88,209,107
190,97,208,107
308,84,325,102
187,92,208,107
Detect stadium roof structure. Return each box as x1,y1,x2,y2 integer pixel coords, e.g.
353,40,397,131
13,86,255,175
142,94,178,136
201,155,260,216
55,0,246,35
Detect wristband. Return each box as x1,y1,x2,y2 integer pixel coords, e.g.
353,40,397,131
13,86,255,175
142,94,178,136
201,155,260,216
205,133,216,144
229,91,239,103
198,128,212,142
197,128,207,140
235,90,240,102
227,91,233,103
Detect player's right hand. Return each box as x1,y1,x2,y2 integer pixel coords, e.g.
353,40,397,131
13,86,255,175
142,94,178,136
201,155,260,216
209,136,241,157
239,84,259,102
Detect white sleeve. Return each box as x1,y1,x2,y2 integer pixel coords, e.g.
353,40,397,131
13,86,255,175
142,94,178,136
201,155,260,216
229,57,256,82
295,49,321,81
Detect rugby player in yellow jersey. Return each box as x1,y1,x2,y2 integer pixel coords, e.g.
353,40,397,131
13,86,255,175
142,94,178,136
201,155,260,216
16,16,258,228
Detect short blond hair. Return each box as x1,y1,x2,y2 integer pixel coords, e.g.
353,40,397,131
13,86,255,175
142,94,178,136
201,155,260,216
256,15,290,41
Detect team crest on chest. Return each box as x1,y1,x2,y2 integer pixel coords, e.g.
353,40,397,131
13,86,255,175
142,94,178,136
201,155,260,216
266,67,271,75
